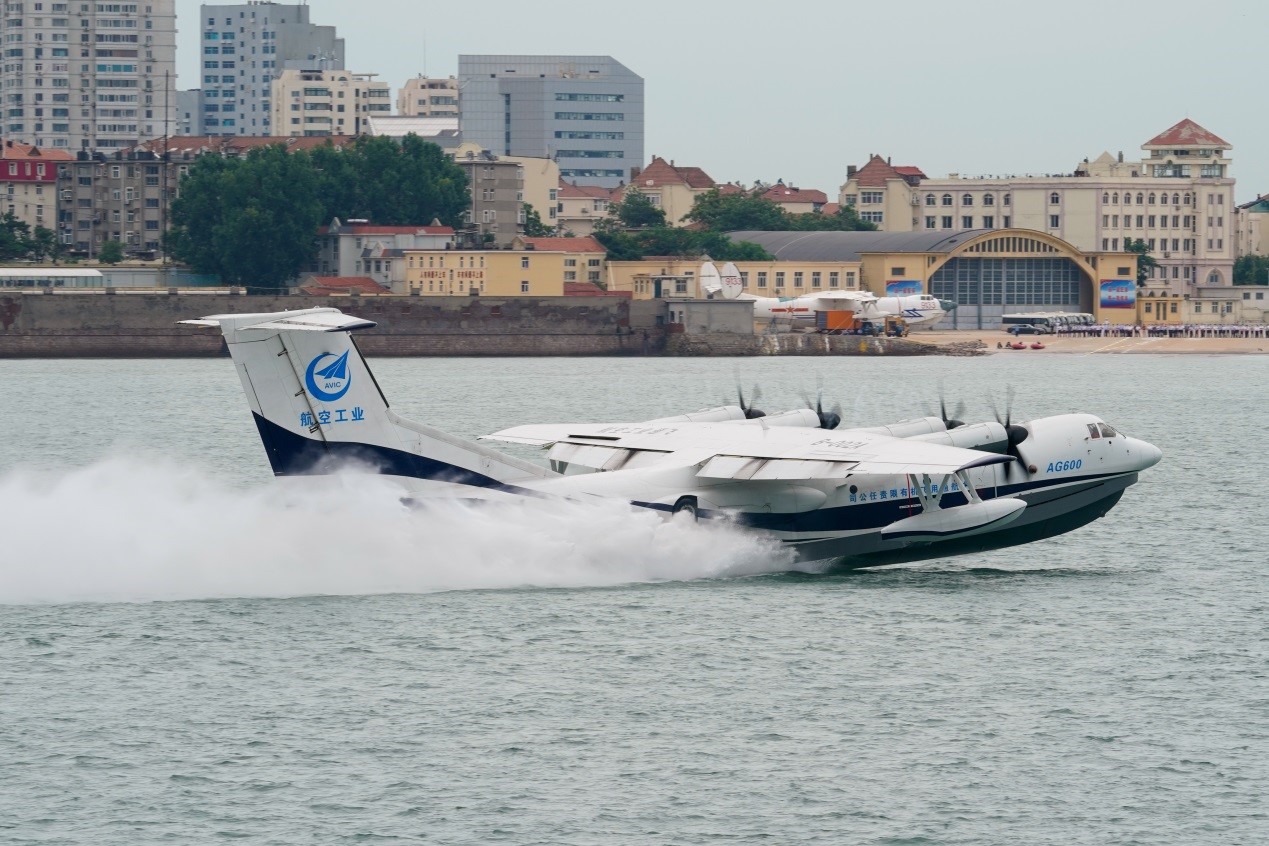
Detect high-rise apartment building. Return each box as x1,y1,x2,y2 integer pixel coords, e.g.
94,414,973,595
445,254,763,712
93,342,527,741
458,55,643,189
271,68,388,137
0,0,176,152
198,2,344,136
396,75,458,118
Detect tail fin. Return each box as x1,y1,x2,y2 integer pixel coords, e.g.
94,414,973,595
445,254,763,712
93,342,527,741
183,308,552,490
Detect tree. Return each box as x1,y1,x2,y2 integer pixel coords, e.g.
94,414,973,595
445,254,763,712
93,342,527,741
30,226,60,263
170,135,472,291
685,188,788,231
0,212,32,260
1234,254,1269,285
522,202,551,236
613,189,666,228
1124,238,1156,286
170,144,324,292
591,218,772,262
789,204,878,231
98,239,124,264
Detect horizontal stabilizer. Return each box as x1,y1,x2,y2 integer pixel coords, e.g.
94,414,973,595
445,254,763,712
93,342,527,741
178,308,376,334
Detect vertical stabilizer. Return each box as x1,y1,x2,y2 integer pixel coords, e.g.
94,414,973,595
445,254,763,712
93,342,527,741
182,308,552,490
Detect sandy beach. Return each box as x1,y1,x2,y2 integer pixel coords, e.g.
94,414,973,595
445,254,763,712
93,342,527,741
913,330,1269,354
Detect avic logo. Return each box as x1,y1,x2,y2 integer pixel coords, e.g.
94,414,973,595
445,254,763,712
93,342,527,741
305,350,352,402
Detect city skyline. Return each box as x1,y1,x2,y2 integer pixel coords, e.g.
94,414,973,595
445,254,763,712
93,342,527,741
167,0,1269,201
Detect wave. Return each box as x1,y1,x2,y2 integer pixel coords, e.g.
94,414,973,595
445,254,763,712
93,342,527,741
0,457,800,605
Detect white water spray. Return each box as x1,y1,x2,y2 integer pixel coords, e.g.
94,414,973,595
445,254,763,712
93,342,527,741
0,457,802,605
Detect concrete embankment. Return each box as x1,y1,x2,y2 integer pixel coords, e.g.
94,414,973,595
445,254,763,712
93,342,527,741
0,292,666,358
0,292,991,358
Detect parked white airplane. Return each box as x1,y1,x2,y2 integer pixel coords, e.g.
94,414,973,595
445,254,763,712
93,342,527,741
182,308,1162,568
702,261,954,328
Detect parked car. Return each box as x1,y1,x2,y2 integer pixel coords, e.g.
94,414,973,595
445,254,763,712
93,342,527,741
1007,325,1049,335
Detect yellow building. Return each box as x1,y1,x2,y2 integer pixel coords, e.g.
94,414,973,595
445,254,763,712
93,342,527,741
606,257,862,300
728,229,1139,327
402,236,606,296
271,69,392,137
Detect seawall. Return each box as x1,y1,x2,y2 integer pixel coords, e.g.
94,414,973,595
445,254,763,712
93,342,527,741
0,293,666,358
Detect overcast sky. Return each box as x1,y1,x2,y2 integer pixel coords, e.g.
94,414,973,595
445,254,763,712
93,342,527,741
176,0,1268,202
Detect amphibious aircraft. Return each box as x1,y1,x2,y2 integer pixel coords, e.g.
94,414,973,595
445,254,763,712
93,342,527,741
701,261,954,328
182,308,1162,568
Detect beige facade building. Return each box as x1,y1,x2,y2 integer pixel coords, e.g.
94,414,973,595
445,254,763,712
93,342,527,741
271,69,391,137
605,257,862,300
396,76,459,117
620,156,716,225
839,119,1235,295
450,143,560,245
1235,195,1268,258
402,236,605,297
556,180,615,235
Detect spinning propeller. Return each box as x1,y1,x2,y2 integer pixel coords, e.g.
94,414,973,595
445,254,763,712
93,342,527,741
804,388,842,430
990,386,1031,467
736,385,766,419
939,394,966,430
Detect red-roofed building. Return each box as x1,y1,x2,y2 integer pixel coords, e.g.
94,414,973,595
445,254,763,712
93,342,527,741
760,182,828,214
315,217,456,289
0,140,73,231
298,276,393,296
833,120,1236,297
1142,118,1231,151
618,156,718,225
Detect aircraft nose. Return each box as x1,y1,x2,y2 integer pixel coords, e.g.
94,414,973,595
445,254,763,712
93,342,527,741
1130,438,1163,469
939,299,958,312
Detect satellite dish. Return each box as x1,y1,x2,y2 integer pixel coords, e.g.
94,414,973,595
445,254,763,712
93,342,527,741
719,262,744,300
699,261,722,297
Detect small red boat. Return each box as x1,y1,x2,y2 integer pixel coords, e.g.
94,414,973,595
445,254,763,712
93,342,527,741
1009,341,1027,350
1030,342,1045,350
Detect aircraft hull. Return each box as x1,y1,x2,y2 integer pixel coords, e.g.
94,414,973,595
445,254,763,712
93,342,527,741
764,472,1137,568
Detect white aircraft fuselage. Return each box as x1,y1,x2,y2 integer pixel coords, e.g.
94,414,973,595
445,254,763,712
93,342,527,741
183,308,1162,570
743,291,954,328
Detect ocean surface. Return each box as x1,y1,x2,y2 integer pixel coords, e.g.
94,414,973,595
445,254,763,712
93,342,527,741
0,353,1265,845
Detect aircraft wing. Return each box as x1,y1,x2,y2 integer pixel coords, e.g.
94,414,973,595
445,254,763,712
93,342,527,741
482,421,1010,479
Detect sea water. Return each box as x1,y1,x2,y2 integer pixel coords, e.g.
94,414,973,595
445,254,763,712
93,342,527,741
0,354,1265,844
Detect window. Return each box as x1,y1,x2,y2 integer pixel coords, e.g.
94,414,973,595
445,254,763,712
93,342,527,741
941,216,952,229
1149,193,1157,205
811,272,821,288
961,215,972,228
983,194,994,206
925,194,935,206
829,272,839,287
1049,215,1060,228
925,215,936,229
941,193,952,206
520,256,529,269
1003,216,1011,227
1003,194,1011,206
757,271,767,289
860,191,883,204
775,271,785,289
793,271,803,288
520,281,529,293
1049,192,1060,205
962,194,973,206
861,211,883,223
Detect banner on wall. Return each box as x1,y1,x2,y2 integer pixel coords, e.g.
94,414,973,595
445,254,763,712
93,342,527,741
1099,279,1136,309
885,280,922,297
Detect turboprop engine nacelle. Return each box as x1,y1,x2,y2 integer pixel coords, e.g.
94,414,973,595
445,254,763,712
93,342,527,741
854,416,949,438
907,421,1011,454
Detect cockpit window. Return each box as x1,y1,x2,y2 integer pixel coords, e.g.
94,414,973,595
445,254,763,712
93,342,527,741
1087,424,1101,439
1098,423,1118,438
